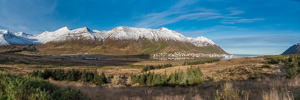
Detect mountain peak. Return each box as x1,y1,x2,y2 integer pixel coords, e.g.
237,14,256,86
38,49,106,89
195,36,204,39
158,27,170,31
112,26,131,31
55,26,70,33
73,27,91,33
14,32,33,37
0,29,9,34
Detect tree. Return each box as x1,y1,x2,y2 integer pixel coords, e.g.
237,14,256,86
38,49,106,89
139,74,146,85
154,74,162,85
81,70,88,82
94,72,107,85
146,72,153,85
42,68,52,79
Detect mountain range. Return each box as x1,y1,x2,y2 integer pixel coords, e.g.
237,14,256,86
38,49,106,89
0,27,226,55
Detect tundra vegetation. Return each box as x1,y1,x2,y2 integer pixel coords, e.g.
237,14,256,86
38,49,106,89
0,73,88,100
1,51,300,100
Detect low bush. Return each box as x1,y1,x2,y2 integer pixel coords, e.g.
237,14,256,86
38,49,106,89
262,64,271,68
0,73,89,100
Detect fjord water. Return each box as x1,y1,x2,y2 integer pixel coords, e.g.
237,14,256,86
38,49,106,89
223,54,263,59
234,54,262,57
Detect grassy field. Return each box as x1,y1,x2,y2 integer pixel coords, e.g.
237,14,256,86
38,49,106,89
1,51,300,100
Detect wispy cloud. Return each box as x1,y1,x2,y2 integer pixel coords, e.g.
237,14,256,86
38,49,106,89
221,18,265,24
135,0,221,28
135,0,265,28
0,0,57,34
182,25,238,35
227,7,245,15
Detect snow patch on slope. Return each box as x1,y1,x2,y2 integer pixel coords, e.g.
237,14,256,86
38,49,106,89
34,26,71,43
0,34,10,46
0,29,36,46
100,26,187,41
187,36,217,47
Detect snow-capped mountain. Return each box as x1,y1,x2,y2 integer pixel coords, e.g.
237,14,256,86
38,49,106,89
0,29,36,45
187,36,217,47
14,32,34,37
34,27,95,43
0,26,218,48
0,26,227,54
99,27,187,42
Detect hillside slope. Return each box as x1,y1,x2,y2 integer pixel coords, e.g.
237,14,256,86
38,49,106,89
282,43,300,55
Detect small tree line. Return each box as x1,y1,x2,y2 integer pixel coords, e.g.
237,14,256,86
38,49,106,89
183,59,220,65
141,64,173,72
131,66,204,86
30,69,107,85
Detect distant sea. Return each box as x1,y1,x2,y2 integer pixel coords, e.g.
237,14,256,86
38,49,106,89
233,54,271,57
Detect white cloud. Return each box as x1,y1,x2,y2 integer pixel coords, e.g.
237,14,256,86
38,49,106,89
135,1,265,28
135,0,222,28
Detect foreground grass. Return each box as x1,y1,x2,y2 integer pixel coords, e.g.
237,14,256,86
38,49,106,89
0,73,89,100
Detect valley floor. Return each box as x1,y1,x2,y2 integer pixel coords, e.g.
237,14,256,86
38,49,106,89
1,52,300,100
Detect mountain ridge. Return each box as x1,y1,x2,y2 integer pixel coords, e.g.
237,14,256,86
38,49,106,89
282,43,300,55
0,26,226,55
0,26,218,47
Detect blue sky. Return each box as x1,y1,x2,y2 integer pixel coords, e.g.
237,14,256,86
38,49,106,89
0,0,299,55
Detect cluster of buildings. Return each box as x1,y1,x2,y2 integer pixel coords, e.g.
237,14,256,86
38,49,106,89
152,52,235,60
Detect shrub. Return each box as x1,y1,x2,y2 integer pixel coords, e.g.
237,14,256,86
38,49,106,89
267,56,285,64
132,66,204,86
30,69,107,85
0,73,89,100
93,72,107,85
214,82,244,100
262,64,271,68
286,67,298,79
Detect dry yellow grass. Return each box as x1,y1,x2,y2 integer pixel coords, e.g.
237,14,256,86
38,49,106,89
2,55,300,100
262,88,294,100
139,57,277,82
49,79,206,100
